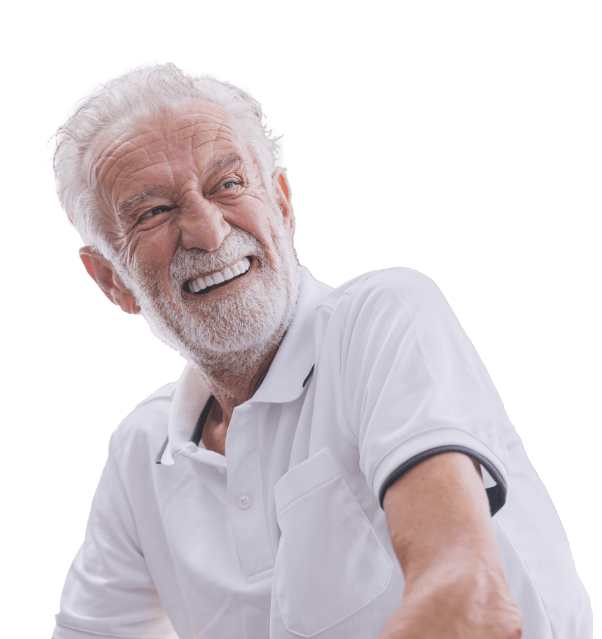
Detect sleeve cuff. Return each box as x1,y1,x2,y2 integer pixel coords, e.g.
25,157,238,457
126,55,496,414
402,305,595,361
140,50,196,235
371,428,508,517
52,624,120,639
378,444,507,516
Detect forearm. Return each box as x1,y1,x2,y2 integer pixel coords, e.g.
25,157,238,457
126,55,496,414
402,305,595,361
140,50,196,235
379,452,523,639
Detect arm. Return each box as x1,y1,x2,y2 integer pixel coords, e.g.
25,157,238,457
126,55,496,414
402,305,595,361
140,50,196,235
378,452,523,639
53,435,175,639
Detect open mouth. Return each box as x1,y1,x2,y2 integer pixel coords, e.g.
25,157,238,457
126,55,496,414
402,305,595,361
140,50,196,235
184,256,253,295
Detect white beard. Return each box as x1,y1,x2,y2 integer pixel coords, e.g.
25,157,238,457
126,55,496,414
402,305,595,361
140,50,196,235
124,211,301,381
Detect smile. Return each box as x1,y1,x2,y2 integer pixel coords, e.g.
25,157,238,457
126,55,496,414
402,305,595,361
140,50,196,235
185,257,252,294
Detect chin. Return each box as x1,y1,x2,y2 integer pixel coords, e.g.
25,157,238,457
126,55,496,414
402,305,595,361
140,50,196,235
139,253,300,377
131,215,301,376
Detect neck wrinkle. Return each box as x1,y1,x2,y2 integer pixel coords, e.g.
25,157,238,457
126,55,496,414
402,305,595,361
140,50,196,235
189,329,285,429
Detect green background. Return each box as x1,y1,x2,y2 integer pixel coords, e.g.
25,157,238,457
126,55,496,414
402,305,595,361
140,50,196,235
1,0,602,639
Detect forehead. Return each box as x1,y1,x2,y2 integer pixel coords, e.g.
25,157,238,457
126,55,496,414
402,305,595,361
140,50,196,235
90,99,251,196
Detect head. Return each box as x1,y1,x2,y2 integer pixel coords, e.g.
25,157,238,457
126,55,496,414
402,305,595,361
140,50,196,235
54,64,301,378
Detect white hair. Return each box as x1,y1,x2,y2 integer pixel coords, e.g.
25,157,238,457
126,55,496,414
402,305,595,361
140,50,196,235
53,63,284,262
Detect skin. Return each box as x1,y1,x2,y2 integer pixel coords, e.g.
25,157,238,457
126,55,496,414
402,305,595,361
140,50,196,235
379,453,524,638
80,99,523,637
81,99,295,454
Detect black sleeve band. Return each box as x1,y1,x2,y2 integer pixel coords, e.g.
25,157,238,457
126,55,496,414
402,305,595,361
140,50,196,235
378,445,507,517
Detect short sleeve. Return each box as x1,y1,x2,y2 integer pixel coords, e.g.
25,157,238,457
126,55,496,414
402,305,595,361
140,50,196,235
53,433,176,639
337,269,510,516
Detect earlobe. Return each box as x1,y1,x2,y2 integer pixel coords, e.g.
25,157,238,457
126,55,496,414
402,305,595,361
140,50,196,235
79,247,140,315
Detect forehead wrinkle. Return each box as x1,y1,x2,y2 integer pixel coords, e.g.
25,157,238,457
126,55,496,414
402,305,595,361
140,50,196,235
93,132,161,195
103,127,187,194
98,121,198,178
163,116,238,152
188,131,250,174
190,118,241,145
96,128,156,169
190,134,228,153
93,105,240,176
155,121,209,153
99,112,252,221
141,120,239,166
102,151,165,204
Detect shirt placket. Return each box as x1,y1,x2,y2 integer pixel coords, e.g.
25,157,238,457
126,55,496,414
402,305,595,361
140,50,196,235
226,403,275,583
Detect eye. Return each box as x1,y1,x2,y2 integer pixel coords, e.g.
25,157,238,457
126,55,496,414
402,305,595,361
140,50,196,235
215,179,241,192
139,206,173,221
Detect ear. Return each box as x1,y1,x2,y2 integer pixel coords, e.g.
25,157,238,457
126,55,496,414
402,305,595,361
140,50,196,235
271,168,295,240
79,247,140,315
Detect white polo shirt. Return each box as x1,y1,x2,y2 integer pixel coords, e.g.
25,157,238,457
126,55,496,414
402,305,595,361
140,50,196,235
54,266,592,639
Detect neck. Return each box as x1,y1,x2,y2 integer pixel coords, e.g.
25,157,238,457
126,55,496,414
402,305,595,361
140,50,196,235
188,334,285,427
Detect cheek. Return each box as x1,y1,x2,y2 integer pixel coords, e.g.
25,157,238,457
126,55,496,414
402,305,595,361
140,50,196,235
127,226,176,279
229,203,278,245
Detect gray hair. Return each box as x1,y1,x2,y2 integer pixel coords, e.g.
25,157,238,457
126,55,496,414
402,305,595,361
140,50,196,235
53,63,283,262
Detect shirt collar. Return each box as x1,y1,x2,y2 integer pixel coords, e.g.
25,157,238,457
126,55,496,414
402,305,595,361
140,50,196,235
249,266,332,404
160,266,332,465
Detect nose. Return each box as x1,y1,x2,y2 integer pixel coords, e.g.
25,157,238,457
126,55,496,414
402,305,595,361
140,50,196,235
178,192,231,252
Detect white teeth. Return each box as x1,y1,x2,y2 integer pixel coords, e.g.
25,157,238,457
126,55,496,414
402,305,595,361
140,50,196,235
187,257,252,293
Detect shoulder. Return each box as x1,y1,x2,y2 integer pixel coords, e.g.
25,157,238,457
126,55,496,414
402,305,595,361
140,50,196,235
109,381,177,466
319,267,446,323
312,267,469,370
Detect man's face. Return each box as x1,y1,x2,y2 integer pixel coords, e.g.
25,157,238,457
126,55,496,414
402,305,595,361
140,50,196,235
90,99,300,373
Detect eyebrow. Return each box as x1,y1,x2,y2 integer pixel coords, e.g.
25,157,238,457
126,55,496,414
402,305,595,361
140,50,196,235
116,153,244,221
117,188,168,221
206,153,244,176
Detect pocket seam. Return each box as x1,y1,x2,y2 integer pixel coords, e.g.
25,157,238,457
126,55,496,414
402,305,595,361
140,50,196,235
274,463,394,637
277,474,342,518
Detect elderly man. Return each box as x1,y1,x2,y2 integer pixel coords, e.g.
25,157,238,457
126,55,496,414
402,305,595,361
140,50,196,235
52,64,591,639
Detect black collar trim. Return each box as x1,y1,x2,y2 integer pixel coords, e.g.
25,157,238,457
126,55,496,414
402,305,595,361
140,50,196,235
157,365,315,465
190,395,215,446
303,364,315,388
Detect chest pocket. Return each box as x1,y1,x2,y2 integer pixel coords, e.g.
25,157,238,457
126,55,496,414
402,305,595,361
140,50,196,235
273,448,393,637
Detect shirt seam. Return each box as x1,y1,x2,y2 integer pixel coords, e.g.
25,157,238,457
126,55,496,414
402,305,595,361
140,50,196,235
491,518,555,636
335,269,423,436
277,474,342,516
128,382,178,415
335,271,504,476
54,621,169,639
109,434,146,556
370,425,509,495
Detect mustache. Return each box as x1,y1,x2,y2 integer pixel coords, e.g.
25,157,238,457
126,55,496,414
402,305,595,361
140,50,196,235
168,229,264,283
